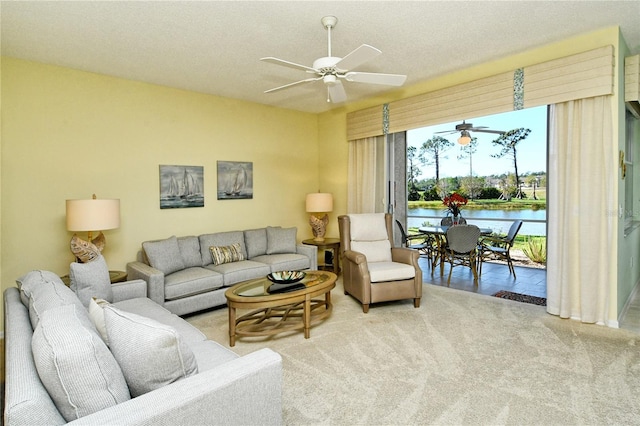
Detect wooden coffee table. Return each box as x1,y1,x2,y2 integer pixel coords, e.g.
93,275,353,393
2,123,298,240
224,271,336,346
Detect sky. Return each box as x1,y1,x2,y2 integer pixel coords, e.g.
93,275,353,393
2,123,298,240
407,105,548,179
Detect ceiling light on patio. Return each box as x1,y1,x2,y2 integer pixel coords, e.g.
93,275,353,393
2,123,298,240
458,130,471,145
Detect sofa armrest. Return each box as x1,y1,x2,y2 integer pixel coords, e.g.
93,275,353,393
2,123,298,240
111,279,147,303
70,348,283,426
126,261,165,306
296,244,318,270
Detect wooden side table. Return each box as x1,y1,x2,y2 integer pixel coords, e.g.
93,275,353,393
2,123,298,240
60,270,127,286
302,238,340,274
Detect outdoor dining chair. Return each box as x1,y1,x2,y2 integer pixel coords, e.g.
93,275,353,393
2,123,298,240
395,220,438,269
443,225,481,285
478,220,524,278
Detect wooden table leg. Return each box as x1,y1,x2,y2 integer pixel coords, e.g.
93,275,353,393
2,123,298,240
303,295,311,338
228,304,236,347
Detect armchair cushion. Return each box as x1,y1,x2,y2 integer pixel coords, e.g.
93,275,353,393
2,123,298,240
104,305,198,397
69,255,114,308
351,240,392,262
367,262,416,283
266,226,297,254
143,236,186,275
348,213,388,241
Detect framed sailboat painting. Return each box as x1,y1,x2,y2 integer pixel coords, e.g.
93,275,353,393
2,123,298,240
159,165,204,209
217,161,253,200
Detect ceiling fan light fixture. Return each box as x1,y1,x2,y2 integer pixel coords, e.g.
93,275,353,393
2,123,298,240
323,74,337,86
458,130,472,146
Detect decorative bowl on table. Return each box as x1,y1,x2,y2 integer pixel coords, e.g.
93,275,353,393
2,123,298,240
267,271,306,284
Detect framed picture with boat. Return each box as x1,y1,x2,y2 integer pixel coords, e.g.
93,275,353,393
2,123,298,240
159,165,204,209
217,161,253,200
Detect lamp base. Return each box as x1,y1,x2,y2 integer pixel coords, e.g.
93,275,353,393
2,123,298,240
70,232,105,263
309,214,329,242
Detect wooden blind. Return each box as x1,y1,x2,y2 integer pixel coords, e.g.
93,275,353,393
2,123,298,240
387,71,514,134
523,45,614,108
346,105,384,140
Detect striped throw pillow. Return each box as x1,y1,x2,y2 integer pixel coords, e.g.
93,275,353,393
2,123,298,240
209,243,245,265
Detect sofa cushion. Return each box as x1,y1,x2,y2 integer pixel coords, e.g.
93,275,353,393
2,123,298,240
113,297,207,345
251,253,310,272
244,228,268,258
104,305,199,397
69,255,113,308
209,242,245,265
178,236,203,268
143,236,186,275
199,231,247,265
31,304,131,422
206,260,271,286
163,267,224,300
266,226,297,254
17,270,84,329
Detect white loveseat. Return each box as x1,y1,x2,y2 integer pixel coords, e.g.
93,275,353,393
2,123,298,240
127,226,317,316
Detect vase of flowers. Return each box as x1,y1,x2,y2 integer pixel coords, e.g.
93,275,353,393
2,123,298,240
443,193,468,224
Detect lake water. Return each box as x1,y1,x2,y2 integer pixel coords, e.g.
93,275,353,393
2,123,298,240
407,207,547,236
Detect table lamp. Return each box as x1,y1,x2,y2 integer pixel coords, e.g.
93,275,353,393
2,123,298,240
306,192,333,242
66,194,120,263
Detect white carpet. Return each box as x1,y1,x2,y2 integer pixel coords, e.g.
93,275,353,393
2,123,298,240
186,280,640,425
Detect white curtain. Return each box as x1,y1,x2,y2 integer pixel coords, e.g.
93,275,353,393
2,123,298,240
348,137,379,213
547,96,615,324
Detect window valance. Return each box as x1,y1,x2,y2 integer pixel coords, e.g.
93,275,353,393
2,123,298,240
346,45,614,139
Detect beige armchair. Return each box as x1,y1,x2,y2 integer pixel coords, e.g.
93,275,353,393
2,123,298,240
338,213,422,313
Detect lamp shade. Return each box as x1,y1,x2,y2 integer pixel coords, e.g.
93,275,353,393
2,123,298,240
458,130,472,146
306,193,333,213
66,198,120,231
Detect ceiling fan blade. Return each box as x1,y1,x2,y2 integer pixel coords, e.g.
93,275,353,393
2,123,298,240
434,130,458,135
260,57,318,73
344,71,407,86
473,129,506,135
327,81,347,103
334,44,381,71
264,77,322,94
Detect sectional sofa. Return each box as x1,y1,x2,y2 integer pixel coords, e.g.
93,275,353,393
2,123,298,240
4,264,283,425
127,226,317,316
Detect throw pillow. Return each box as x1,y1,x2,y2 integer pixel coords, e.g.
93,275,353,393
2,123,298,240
142,236,186,275
244,228,268,258
103,305,198,397
17,270,84,329
69,254,113,308
88,297,111,346
209,243,245,265
266,226,297,254
31,304,131,422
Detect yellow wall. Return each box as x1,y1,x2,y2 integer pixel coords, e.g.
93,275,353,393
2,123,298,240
1,58,319,307
0,26,630,331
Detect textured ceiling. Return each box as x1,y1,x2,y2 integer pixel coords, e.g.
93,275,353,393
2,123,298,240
2,1,639,114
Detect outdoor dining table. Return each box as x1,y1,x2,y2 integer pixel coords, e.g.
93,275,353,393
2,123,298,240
418,225,493,276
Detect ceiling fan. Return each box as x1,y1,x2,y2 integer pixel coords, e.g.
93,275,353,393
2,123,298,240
260,16,407,103
435,121,506,145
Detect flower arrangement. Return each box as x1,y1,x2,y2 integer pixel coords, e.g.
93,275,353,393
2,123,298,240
443,192,468,217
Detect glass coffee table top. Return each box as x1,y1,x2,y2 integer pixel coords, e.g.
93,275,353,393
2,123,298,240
232,271,334,297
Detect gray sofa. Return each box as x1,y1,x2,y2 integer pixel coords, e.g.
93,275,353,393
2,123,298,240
4,269,283,425
127,226,318,316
